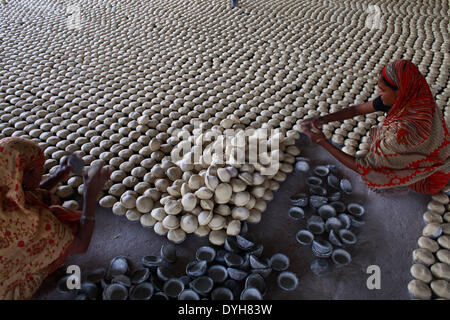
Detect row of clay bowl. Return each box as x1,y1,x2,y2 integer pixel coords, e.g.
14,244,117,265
99,130,301,245
1,0,446,140
408,188,450,300
290,158,364,275
0,0,448,236
56,234,298,300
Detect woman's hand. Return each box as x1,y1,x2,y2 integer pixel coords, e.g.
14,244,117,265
57,155,73,181
301,122,327,144
67,164,111,255
39,156,73,190
83,164,111,196
299,116,322,131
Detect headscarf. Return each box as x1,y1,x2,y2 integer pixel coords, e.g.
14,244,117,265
0,137,80,299
0,137,45,211
356,60,450,194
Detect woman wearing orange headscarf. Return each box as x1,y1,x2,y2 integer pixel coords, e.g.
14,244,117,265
301,60,450,194
0,137,110,299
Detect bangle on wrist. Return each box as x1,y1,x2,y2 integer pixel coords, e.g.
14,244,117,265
83,189,97,198
81,215,95,222
315,138,325,144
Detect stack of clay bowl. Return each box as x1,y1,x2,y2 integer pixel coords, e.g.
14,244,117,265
102,127,300,245
177,235,299,300
56,235,298,300
290,159,365,275
0,0,448,248
408,189,450,300
57,244,181,300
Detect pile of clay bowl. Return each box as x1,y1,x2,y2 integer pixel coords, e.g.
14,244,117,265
56,244,179,300
1,0,447,250
290,159,365,275
408,189,450,300
55,234,298,300
106,128,301,246
177,234,298,300
0,0,447,210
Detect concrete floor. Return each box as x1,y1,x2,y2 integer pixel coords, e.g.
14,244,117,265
34,135,430,300
0,0,443,301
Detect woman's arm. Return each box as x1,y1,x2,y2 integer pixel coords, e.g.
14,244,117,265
299,100,377,171
317,139,358,172
67,192,97,254
40,168,70,190
301,122,359,173
40,157,72,190
316,100,376,126
67,165,111,255
301,100,377,130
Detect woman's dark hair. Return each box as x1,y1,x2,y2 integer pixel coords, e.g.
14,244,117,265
380,73,398,91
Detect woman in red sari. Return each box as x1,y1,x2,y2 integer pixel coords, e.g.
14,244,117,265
301,60,450,194
0,137,110,299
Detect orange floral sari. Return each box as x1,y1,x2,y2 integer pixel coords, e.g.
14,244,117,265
0,137,81,299
356,60,450,194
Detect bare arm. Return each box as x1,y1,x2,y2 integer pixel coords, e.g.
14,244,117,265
40,157,72,190
67,192,97,254
40,169,69,190
316,100,377,126
298,100,377,173
301,122,359,172
317,139,358,172
67,165,111,255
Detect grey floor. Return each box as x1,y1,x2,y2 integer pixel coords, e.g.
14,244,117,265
34,135,430,300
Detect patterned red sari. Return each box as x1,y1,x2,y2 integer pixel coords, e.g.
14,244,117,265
356,60,450,194
0,137,81,299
